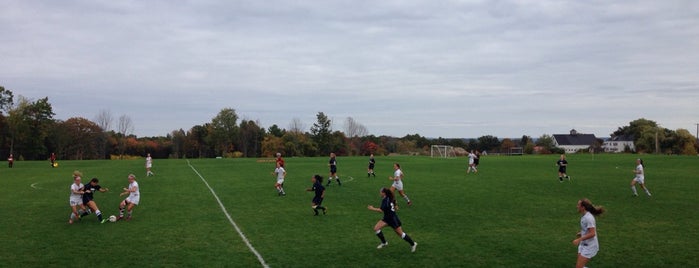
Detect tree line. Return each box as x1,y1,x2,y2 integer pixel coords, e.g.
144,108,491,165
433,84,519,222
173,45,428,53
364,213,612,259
1,87,696,160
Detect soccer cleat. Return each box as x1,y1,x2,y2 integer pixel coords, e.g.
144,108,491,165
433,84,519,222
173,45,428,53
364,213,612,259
116,216,124,221
125,216,132,221
407,201,412,206
101,218,108,224
377,242,388,249
411,242,418,252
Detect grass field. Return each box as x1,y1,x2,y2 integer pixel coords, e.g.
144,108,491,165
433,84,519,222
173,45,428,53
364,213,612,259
1,154,697,267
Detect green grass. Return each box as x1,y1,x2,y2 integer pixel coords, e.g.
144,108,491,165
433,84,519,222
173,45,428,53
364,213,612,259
1,154,698,267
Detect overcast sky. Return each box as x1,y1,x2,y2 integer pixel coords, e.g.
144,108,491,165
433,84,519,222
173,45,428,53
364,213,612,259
2,0,698,138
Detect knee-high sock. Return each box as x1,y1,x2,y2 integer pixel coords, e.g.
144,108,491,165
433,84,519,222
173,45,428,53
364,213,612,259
401,232,415,245
376,230,387,244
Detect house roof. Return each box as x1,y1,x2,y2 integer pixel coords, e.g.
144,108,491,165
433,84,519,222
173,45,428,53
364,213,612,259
553,134,597,146
608,135,634,142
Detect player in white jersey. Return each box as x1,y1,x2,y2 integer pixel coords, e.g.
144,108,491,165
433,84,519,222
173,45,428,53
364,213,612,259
118,174,140,221
68,172,86,224
273,162,286,196
467,151,478,174
145,153,154,176
389,163,412,206
630,158,651,197
572,198,605,268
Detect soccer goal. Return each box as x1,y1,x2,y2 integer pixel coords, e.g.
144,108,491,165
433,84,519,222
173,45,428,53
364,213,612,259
509,147,523,156
431,145,456,158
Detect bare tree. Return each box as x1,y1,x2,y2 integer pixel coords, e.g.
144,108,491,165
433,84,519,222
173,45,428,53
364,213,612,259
117,115,134,159
93,109,113,159
289,117,305,134
344,117,368,138
94,109,113,132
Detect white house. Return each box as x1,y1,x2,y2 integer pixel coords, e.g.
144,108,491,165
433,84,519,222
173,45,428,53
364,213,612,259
602,135,635,153
552,129,598,154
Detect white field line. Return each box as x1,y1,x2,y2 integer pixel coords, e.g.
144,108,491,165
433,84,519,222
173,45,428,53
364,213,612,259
187,160,269,268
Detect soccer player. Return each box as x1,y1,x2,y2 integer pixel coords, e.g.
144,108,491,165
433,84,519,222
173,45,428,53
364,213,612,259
273,162,286,196
81,178,109,223
326,153,341,186
467,150,478,173
50,152,56,168
145,153,154,176
630,158,652,197
474,150,481,170
557,154,571,182
367,154,376,178
118,174,140,221
389,163,411,206
68,171,86,224
275,152,285,168
367,187,417,252
572,198,605,268
7,153,13,168
306,175,327,216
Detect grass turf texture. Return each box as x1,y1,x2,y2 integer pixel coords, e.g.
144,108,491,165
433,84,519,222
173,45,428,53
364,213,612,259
1,154,697,267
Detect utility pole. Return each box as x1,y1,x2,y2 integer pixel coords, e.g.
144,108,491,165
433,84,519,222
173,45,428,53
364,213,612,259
695,123,699,142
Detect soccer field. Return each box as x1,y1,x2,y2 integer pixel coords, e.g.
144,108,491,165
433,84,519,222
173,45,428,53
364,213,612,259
1,154,697,267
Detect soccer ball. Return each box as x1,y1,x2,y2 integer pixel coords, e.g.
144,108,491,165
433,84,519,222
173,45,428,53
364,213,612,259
108,215,117,222
53,162,59,167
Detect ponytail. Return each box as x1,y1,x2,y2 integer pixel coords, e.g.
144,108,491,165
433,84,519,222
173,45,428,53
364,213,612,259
580,198,605,216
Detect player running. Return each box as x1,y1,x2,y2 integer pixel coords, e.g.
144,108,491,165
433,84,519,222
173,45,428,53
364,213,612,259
326,153,341,186
367,154,376,178
368,187,417,252
68,172,86,224
145,153,154,176
630,158,652,197
118,174,140,221
81,178,109,223
389,163,411,206
306,175,327,216
572,198,605,268
273,162,286,196
557,154,571,182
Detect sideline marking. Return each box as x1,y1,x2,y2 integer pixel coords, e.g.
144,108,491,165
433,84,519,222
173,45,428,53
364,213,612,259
187,160,269,268
344,176,355,183
30,182,42,189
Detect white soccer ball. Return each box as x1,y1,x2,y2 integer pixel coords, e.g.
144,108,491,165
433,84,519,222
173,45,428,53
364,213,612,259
108,215,117,222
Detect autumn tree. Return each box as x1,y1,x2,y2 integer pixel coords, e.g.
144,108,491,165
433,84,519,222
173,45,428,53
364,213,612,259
210,108,239,157
310,112,332,155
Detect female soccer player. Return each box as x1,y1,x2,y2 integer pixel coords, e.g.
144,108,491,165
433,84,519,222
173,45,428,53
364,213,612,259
572,198,605,268
82,178,109,223
273,162,286,196
389,163,411,206
275,152,285,168
467,150,478,173
68,172,86,224
145,153,154,176
306,175,327,215
367,154,376,177
326,153,341,186
557,154,571,182
118,174,140,221
630,158,652,197
367,187,417,252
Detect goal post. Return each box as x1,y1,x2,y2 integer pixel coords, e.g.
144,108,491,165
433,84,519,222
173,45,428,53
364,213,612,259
431,145,456,158
509,147,523,156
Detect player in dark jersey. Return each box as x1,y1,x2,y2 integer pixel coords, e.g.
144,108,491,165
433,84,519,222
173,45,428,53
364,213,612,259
557,154,571,182
326,153,341,186
367,187,417,252
81,178,109,223
306,175,327,215
367,154,376,177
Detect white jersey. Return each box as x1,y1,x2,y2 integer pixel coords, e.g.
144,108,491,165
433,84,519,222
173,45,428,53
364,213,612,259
70,182,84,205
468,153,477,164
578,211,599,258
275,167,286,184
126,181,140,205
146,156,153,168
392,169,404,191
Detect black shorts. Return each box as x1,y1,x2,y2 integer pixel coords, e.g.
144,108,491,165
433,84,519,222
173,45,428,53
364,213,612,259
382,216,402,229
330,166,337,174
312,197,324,205
368,164,375,169
559,167,567,173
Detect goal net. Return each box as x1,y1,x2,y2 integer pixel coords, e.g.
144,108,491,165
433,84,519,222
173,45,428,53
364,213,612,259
431,145,456,158
509,147,523,156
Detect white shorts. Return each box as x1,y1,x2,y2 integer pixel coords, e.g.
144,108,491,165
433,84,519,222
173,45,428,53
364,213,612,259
392,180,404,191
70,198,83,206
633,176,645,184
578,243,599,259
146,163,152,168
276,178,285,185
126,196,140,205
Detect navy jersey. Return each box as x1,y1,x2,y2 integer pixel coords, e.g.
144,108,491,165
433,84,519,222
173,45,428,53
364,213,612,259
368,157,375,168
312,181,325,204
329,157,337,173
381,196,402,228
82,184,102,203
557,159,568,172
